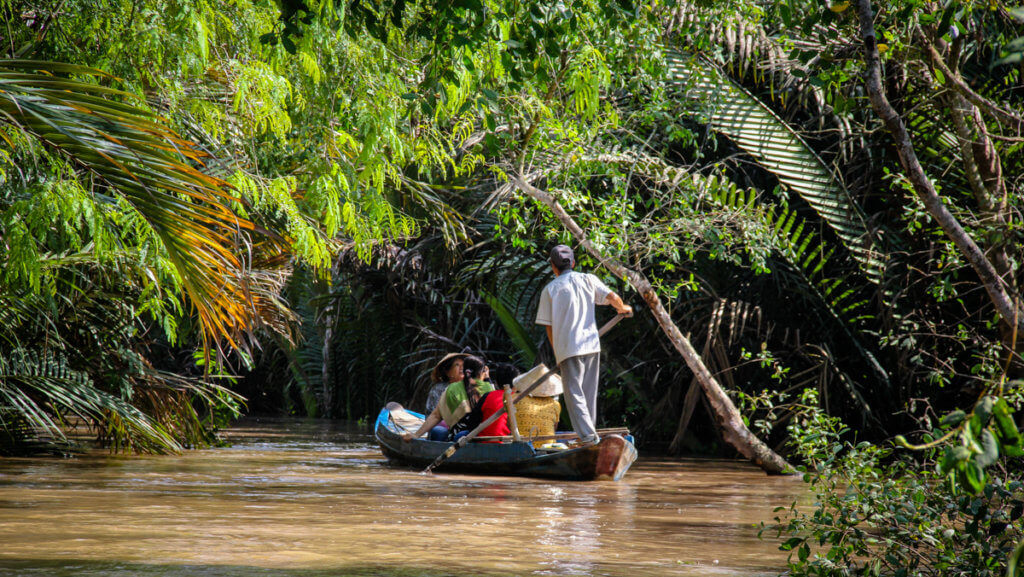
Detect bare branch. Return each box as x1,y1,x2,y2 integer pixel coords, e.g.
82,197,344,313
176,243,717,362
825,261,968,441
510,173,793,474
917,27,1024,135
854,0,1024,334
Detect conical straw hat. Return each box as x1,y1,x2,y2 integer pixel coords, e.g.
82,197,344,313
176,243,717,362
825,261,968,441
430,352,468,383
512,364,563,397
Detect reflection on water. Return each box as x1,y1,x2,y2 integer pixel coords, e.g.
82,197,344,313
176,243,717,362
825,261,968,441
536,489,602,576
0,418,806,577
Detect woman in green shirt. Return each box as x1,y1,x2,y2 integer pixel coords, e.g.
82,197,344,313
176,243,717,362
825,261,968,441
402,355,493,442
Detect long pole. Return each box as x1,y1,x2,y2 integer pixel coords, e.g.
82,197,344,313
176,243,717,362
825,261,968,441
474,427,631,443
422,312,630,473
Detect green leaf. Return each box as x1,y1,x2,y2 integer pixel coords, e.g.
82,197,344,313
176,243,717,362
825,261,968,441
994,398,1022,443
938,6,955,36
962,461,986,494
995,51,1023,66
1004,444,1024,458
664,52,886,284
779,3,792,27
1005,36,1024,52
976,429,999,468
390,0,406,27
481,289,537,366
972,396,995,430
1008,537,1024,577
780,537,804,551
941,409,967,428
940,446,971,473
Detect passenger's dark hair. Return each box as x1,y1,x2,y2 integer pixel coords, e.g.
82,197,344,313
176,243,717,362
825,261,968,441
489,362,520,389
461,355,487,407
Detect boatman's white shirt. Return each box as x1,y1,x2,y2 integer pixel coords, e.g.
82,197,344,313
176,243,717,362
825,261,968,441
535,271,613,365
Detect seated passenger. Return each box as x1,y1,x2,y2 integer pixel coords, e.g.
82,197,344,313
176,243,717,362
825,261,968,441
512,364,563,447
488,362,521,391
424,352,467,417
471,362,520,442
402,355,494,442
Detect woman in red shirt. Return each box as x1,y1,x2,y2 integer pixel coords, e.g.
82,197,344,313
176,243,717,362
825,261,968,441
472,362,522,442
416,361,518,443
473,389,507,441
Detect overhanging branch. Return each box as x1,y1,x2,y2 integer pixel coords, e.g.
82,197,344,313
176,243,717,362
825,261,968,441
511,174,793,474
854,0,1024,334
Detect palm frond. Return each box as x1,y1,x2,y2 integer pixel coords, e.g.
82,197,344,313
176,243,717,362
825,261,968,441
0,351,182,453
664,51,887,283
480,288,538,366
0,60,265,350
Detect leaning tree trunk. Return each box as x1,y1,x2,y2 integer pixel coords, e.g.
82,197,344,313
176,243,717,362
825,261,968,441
854,0,1024,336
512,175,793,474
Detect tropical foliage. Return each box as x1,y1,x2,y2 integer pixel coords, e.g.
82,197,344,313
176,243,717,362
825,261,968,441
1,0,1023,570
764,388,1024,577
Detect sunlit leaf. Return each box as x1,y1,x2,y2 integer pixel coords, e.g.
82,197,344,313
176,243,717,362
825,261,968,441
0,60,267,350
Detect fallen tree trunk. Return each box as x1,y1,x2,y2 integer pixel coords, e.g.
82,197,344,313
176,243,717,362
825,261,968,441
512,175,793,474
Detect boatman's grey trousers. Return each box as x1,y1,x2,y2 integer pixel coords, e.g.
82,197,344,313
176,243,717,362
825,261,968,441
560,352,601,444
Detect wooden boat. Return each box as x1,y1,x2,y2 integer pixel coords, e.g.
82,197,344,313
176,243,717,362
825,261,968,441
374,405,638,481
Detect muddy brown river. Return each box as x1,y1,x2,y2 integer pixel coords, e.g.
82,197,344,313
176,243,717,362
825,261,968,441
0,418,806,576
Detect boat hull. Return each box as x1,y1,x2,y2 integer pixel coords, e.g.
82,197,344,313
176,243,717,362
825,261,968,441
374,407,637,481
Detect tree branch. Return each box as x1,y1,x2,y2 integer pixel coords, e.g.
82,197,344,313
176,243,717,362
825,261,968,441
854,0,1024,334
917,27,1024,134
511,174,793,474
945,92,1014,280
946,93,997,213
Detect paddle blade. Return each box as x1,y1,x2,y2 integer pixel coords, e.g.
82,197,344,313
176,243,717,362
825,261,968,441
423,444,458,473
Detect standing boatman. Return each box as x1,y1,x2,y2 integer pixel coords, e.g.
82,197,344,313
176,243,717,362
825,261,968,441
535,244,632,445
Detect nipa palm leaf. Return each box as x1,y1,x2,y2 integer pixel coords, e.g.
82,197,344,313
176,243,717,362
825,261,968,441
0,60,262,350
0,350,181,453
664,51,887,284
480,288,538,367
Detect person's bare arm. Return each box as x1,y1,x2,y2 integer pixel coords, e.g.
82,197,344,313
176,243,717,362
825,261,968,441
402,407,441,441
605,292,633,315
546,325,553,346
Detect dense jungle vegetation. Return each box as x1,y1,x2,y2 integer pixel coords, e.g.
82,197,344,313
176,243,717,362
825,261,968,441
1,0,1023,573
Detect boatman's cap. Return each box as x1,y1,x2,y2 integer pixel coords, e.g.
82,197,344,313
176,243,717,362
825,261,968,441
549,244,575,269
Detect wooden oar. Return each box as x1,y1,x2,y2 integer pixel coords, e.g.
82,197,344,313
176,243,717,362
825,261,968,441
422,311,631,473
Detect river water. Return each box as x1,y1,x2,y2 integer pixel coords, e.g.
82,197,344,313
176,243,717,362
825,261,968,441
0,418,805,577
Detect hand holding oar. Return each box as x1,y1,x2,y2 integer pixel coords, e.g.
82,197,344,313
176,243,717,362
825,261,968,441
422,311,631,474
